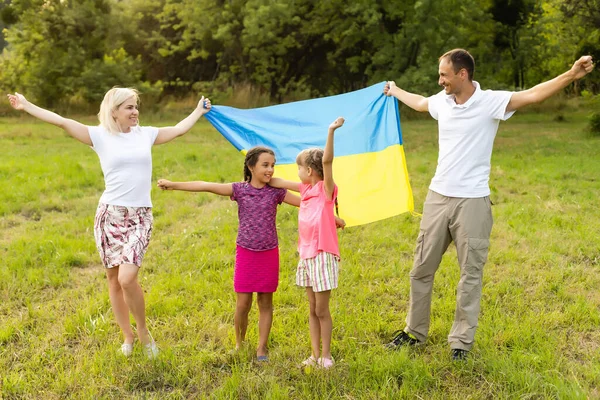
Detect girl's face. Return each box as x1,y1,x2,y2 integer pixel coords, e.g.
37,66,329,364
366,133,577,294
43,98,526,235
249,152,275,186
113,97,139,132
297,161,311,184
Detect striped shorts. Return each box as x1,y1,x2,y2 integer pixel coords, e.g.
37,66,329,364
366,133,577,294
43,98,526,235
296,251,339,292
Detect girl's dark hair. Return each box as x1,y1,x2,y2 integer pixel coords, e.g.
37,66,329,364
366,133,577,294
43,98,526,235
296,148,324,179
243,146,275,182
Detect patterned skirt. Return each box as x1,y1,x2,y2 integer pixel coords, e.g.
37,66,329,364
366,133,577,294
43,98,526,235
93,203,153,268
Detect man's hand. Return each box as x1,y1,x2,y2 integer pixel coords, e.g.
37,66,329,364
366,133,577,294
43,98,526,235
571,56,595,80
384,81,397,96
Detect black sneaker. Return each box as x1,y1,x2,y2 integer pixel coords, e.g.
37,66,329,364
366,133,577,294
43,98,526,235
451,349,468,361
385,330,420,349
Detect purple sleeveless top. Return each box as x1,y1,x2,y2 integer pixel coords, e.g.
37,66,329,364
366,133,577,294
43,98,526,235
231,182,287,251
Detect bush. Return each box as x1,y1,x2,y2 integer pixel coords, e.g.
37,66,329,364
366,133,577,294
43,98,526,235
589,113,600,136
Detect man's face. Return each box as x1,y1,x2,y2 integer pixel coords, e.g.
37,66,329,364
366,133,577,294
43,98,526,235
438,58,465,95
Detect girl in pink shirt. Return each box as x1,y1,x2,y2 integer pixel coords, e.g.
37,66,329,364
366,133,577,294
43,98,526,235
270,117,345,369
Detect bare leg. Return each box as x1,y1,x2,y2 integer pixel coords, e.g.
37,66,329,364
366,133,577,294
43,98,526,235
106,266,134,344
117,264,151,345
235,292,253,350
256,292,273,357
314,290,333,359
306,288,321,359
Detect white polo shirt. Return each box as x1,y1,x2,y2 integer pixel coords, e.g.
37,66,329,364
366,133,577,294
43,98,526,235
428,81,515,198
88,125,159,207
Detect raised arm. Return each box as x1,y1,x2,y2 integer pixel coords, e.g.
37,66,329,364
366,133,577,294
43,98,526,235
7,92,91,145
507,56,594,113
157,179,233,196
323,117,344,201
384,81,429,112
154,97,212,145
269,177,301,192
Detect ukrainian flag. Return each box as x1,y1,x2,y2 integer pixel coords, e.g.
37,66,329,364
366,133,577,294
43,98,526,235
205,82,413,227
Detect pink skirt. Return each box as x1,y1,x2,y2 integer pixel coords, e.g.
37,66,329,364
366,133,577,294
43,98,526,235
234,245,279,293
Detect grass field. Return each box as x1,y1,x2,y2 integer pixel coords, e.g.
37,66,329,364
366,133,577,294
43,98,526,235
0,109,599,399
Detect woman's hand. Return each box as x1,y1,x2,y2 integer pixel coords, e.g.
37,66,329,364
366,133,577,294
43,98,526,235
198,96,212,115
7,92,29,111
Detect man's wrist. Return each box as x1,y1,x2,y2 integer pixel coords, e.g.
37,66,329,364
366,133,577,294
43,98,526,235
564,69,577,82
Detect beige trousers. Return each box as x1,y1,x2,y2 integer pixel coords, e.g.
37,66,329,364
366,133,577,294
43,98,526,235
405,190,493,351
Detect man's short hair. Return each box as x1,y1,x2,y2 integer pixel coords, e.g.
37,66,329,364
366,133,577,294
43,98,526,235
440,49,475,81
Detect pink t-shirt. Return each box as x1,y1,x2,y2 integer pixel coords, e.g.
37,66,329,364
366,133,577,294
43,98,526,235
298,181,340,260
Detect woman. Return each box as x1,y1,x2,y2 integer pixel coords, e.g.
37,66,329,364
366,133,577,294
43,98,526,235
7,88,212,358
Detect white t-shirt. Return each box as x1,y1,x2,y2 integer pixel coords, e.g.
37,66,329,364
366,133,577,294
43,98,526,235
428,81,515,198
88,125,160,207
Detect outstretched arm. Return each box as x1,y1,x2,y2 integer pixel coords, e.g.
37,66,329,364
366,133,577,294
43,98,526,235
507,56,594,112
154,97,212,145
282,192,301,207
323,117,344,201
269,177,301,192
384,81,429,112
7,93,91,145
157,179,233,196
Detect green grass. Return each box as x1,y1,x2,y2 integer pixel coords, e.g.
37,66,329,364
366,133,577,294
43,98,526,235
1,111,599,399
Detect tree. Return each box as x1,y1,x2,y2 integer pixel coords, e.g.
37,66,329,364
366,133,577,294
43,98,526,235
559,0,600,93
0,0,148,107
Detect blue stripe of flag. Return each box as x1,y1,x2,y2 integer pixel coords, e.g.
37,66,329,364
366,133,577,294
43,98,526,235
204,82,402,164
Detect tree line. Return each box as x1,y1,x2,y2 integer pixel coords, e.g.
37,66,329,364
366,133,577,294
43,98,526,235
0,0,598,109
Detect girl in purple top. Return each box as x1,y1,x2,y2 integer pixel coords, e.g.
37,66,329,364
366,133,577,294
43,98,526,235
157,146,299,361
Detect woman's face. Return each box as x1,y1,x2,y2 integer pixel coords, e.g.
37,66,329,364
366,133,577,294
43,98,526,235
113,97,139,132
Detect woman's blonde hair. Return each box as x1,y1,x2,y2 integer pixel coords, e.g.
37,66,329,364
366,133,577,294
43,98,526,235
97,87,140,134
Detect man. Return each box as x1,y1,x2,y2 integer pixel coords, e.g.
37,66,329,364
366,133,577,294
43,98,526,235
384,49,594,360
